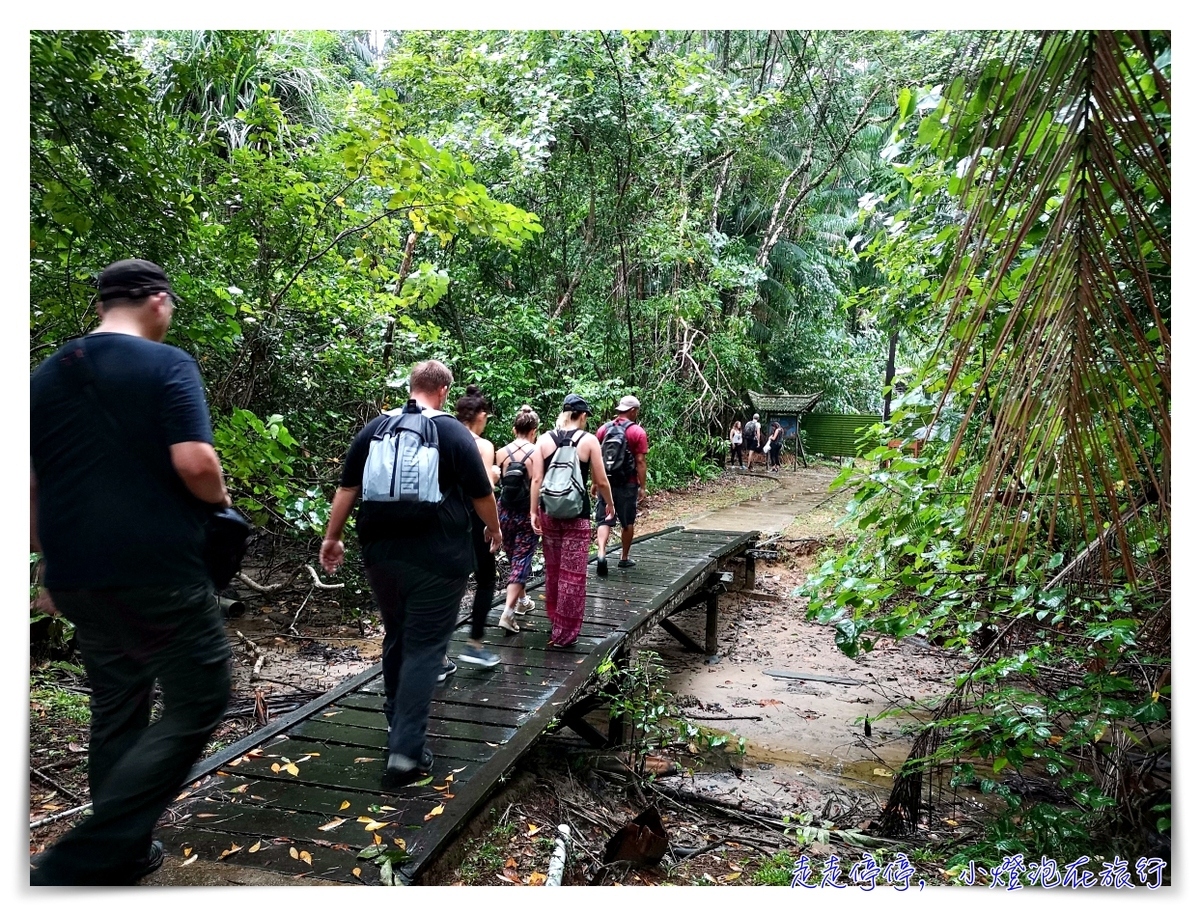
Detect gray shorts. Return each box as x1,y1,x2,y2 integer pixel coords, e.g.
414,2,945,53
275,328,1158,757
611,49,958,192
595,482,639,528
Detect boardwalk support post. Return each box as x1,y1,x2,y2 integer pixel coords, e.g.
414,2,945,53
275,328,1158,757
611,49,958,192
704,590,719,663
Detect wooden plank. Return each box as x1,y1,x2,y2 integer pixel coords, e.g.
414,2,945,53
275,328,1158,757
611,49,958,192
334,694,535,726
159,824,365,884
298,707,517,743
185,767,481,819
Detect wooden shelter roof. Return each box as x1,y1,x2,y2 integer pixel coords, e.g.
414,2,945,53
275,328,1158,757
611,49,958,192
747,391,822,415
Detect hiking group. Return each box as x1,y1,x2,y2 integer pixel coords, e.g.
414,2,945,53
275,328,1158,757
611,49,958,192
29,258,652,882
731,413,783,471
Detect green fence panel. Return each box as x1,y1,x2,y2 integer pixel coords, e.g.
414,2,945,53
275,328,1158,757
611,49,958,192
800,413,880,458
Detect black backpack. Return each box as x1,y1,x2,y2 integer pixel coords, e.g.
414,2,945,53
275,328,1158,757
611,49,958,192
600,419,636,484
499,444,534,508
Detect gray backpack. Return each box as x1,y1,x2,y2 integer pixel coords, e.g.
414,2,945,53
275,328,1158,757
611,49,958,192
362,400,445,513
540,429,586,519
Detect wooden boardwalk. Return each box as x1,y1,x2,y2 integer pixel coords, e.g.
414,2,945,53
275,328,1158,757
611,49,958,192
158,526,757,884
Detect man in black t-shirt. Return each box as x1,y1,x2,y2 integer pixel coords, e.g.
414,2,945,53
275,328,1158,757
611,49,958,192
320,360,502,788
29,259,233,885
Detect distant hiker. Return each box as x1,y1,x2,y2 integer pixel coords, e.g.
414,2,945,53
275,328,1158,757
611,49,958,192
594,395,650,575
320,359,502,788
455,384,502,668
729,420,744,468
743,413,762,469
528,394,616,647
767,421,784,470
30,259,232,884
495,405,541,634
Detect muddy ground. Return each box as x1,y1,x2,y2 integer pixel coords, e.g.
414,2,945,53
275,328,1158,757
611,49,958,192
29,464,972,886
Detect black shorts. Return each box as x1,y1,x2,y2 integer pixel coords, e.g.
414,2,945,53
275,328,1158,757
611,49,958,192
744,435,759,452
596,482,639,528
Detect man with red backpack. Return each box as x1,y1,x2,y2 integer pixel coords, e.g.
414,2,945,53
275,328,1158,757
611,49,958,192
594,395,650,576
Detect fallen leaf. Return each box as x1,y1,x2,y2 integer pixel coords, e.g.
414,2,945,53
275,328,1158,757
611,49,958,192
528,872,548,886
353,757,380,764
360,819,387,831
247,748,264,757
433,784,449,791
284,763,300,776
943,818,959,827
722,873,742,882
218,843,243,859
183,847,193,857
249,841,262,853
339,801,351,810
452,767,467,774
299,850,313,864
289,847,299,859
323,711,339,717
506,858,518,868
318,818,346,831
527,824,541,836
195,813,218,818
373,833,382,846
271,763,281,773
69,742,85,753
229,784,248,794
307,752,321,757
425,804,445,821
352,867,362,878
180,854,199,867
486,742,499,747
379,806,397,811
873,768,893,777
174,791,189,802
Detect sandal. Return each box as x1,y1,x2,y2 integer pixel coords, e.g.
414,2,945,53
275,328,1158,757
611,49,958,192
498,608,520,634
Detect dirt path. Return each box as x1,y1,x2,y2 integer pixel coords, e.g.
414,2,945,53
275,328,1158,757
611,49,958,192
640,466,959,821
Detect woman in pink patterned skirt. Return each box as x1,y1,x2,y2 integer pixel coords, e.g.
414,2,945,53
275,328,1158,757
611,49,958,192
527,394,615,647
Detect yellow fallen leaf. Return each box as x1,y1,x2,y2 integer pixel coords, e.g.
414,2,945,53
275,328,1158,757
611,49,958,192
942,819,959,828
218,843,243,859
528,872,548,886
229,784,248,794
723,873,742,882
289,847,299,859
339,801,351,811
180,854,199,867
373,833,382,846
249,841,262,853
323,711,339,717
318,818,346,831
873,768,892,777
284,763,300,776
271,763,281,773
353,867,362,878
444,773,455,784
183,847,193,857
433,783,449,791
299,850,313,864
307,752,320,757
394,838,406,850
425,804,445,821
527,824,541,836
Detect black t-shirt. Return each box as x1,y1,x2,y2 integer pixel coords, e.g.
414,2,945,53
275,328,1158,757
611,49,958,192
30,333,216,590
339,410,493,578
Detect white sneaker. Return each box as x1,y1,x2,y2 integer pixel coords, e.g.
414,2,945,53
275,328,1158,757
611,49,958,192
516,596,535,615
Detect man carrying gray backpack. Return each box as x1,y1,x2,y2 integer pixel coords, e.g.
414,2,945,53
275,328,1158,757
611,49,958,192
320,360,501,788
